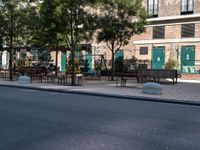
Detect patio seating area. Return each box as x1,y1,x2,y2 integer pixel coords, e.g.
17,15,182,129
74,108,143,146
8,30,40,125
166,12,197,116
0,68,180,87
0,67,83,86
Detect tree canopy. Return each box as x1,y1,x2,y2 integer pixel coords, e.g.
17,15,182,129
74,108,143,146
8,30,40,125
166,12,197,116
0,0,148,82
96,0,148,80
0,0,39,80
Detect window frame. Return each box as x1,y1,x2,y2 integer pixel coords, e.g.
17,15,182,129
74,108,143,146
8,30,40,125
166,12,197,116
140,47,149,55
148,0,159,18
181,0,194,15
152,26,165,39
181,24,195,38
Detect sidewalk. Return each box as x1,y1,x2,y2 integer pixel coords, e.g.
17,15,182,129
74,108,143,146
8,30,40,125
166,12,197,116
0,77,200,104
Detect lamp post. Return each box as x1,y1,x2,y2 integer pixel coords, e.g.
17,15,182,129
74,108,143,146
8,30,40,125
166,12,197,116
176,45,180,70
176,46,179,61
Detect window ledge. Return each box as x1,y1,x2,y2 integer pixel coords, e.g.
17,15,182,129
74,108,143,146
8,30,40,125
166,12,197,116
148,13,200,22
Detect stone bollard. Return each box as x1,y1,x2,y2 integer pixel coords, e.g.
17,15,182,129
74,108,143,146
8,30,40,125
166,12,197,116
19,75,31,85
142,82,162,95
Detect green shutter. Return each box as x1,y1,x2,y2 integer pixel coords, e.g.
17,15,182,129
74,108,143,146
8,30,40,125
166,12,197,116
181,46,195,73
152,47,165,69
115,50,124,72
85,51,92,72
61,51,66,72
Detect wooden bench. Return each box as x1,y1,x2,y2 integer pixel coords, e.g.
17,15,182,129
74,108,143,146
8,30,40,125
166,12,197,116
138,69,178,84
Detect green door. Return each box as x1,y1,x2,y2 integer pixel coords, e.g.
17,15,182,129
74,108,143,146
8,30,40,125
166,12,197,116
115,50,124,72
85,51,92,72
61,51,66,72
181,46,195,73
152,47,165,69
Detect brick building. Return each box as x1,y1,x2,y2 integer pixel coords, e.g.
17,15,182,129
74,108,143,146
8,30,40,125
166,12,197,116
51,0,200,73
131,0,200,73
92,0,200,73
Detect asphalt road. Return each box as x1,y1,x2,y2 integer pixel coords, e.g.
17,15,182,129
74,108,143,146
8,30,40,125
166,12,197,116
0,86,200,150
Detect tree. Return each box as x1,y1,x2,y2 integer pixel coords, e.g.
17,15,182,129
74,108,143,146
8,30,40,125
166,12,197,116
0,1,19,80
96,0,148,80
0,0,34,80
39,0,64,76
59,0,99,85
26,1,43,47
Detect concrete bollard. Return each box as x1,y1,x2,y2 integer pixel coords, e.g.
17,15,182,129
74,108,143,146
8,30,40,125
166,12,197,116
142,82,162,95
19,75,31,84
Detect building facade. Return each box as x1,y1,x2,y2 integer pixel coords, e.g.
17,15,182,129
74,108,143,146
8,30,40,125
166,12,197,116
131,0,200,72
49,0,200,73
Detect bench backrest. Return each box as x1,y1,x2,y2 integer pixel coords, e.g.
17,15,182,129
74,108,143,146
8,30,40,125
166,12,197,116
138,69,177,78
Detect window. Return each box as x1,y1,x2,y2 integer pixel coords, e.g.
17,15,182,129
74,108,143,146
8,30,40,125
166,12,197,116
181,0,194,15
153,26,165,39
140,47,148,55
148,0,158,17
181,24,195,38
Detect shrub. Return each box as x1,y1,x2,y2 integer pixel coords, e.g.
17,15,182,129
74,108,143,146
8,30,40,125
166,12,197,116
165,59,178,69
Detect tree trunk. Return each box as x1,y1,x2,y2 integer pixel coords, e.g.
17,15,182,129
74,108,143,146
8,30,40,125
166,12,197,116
9,48,13,81
110,42,115,81
71,46,75,86
55,49,58,76
70,8,75,86
111,51,115,81
9,9,14,81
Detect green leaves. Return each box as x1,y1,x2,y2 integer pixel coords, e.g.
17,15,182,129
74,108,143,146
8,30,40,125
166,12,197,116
0,0,35,48
97,0,148,50
95,0,148,79
38,0,63,47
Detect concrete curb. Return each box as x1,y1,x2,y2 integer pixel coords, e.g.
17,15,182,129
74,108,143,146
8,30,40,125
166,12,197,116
0,83,200,106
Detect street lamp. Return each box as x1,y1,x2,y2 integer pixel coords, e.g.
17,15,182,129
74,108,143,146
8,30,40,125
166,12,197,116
175,45,180,70
176,45,179,61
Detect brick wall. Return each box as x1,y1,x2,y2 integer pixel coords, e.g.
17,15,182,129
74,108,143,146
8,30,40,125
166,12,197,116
196,23,200,38
159,0,181,17
194,0,200,13
144,0,200,17
165,25,181,39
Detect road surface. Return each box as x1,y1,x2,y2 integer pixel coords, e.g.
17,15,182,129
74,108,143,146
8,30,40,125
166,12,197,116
0,86,200,150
